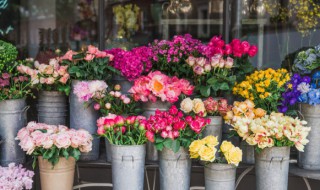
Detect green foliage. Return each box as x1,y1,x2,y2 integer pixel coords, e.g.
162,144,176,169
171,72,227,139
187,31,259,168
0,40,18,73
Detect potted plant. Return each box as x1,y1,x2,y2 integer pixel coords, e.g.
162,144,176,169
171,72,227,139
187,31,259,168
16,122,93,190
0,40,33,166
60,45,117,160
0,163,34,190
18,57,70,125
189,136,242,190
96,114,147,190
145,105,210,190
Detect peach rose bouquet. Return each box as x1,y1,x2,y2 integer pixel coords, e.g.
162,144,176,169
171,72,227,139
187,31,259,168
16,122,93,168
189,136,242,166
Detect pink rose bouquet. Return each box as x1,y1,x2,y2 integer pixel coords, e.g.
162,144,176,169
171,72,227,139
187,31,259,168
16,122,93,168
17,58,71,95
96,114,147,145
60,45,119,81
0,163,34,190
129,71,194,103
145,105,210,152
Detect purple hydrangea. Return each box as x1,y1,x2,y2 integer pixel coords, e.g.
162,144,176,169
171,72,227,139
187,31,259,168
0,163,34,190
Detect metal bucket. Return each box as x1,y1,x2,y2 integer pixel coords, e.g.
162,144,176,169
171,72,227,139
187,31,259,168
298,103,320,170
112,75,133,94
255,146,290,190
70,80,100,161
38,156,75,190
111,144,146,190
37,91,67,125
159,147,191,190
105,139,112,162
142,100,171,162
240,141,255,164
204,163,236,190
0,98,28,166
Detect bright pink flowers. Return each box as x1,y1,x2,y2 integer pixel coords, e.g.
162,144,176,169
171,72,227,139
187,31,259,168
129,71,194,103
0,163,34,190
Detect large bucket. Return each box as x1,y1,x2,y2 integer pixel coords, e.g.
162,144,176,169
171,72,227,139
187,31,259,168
240,141,255,164
159,147,191,190
70,80,100,161
298,103,320,170
111,75,133,94
255,146,290,190
37,91,67,125
111,144,146,190
0,98,28,166
38,156,75,190
142,100,171,162
204,163,236,190
202,116,222,157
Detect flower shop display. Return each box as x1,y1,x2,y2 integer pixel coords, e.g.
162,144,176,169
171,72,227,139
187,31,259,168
226,100,310,190
96,114,147,190
146,105,210,190
18,58,70,125
189,137,242,190
0,41,32,166
16,122,93,190
0,163,34,190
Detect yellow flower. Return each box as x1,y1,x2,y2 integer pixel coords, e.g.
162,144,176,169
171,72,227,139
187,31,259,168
220,141,234,153
189,140,205,158
198,146,217,162
203,135,219,148
192,98,206,115
224,147,243,166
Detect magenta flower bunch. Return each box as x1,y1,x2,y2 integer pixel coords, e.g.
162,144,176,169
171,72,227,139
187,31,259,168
0,163,34,190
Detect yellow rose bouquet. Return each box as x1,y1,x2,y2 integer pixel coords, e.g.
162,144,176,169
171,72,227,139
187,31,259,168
233,68,290,113
189,135,242,166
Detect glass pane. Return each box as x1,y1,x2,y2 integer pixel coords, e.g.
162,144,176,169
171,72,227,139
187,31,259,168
232,0,320,69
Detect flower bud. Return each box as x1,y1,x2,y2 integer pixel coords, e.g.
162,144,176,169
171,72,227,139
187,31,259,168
114,84,121,91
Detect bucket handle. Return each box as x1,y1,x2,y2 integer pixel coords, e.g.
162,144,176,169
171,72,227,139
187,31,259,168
175,154,183,168
122,155,134,168
297,110,305,120
269,157,286,170
20,106,30,121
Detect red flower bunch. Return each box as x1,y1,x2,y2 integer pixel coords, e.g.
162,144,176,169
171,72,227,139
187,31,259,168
146,105,210,152
203,97,232,116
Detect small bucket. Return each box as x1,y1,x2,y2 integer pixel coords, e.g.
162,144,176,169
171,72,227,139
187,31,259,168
204,163,236,190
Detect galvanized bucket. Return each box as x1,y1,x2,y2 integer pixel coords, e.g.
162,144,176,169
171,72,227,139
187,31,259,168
70,80,100,161
298,103,320,170
204,163,236,190
0,98,29,166
105,139,112,162
203,116,222,157
112,75,133,94
111,144,146,190
142,100,171,162
159,147,191,190
37,91,67,125
240,141,255,164
255,146,290,190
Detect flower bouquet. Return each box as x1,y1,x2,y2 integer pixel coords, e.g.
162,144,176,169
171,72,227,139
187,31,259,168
292,44,320,75
0,163,34,190
189,136,242,190
16,122,93,190
96,114,147,190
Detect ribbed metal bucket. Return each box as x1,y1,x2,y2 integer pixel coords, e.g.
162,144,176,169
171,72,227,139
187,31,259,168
203,116,223,157
70,80,100,161
298,103,320,170
142,100,171,162
111,144,146,190
204,163,236,190
240,141,255,164
105,139,112,162
37,91,67,125
159,147,191,190
255,146,290,190
38,156,75,190
112,75,133,94
0,98,28,166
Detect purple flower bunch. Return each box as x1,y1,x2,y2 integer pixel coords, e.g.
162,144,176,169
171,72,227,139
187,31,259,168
278,73,311,113
0,163,34,190
106,46,153,81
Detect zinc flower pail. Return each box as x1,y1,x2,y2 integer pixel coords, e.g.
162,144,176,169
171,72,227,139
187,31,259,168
38,156,75,190
111,144,146,190
203,116,223,157
159,147,191,190
142,100,171,161
70,80,100,161
240,141,255,164
204,163,236,190
255,146,290,190
298,103,320,170
111,75,133,95
0,98,28,166
38,91,67,125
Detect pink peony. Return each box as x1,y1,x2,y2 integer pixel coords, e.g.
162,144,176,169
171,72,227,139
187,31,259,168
87,45,98,54
146,131,155,142
54,133,71,149
248,45,258,57
60,50,76,61
84,54,95,61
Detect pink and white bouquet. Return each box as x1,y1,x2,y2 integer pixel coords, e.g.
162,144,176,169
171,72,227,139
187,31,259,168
17,58,70,95
96,114,147,145
128,71,194,103
16,122,93,167
145,105,210,152
0,163,34,190
73,80,108,102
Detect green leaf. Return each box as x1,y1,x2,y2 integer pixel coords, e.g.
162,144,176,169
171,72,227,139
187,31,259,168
155,143,164,151
207,78,218,85
171,140,180,153
62,149,69,159
71,149,81,160
155,137,165,143
200,86,210,97
163,138,173,148
219,82,230,90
